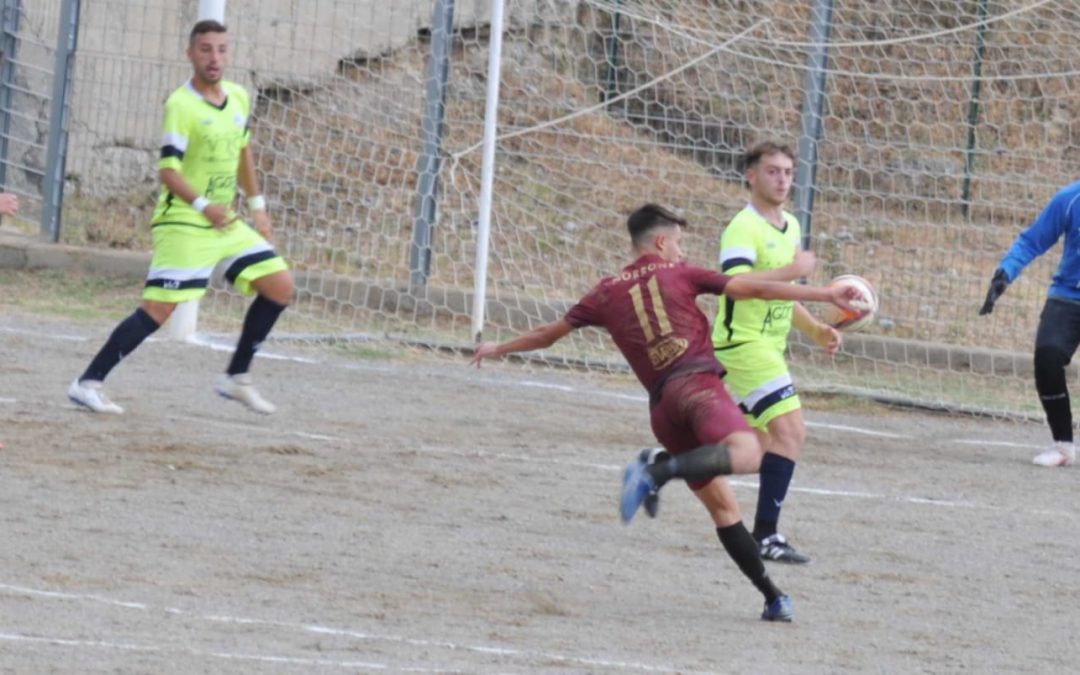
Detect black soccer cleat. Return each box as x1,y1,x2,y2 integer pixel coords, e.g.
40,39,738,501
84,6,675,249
758,533,811,564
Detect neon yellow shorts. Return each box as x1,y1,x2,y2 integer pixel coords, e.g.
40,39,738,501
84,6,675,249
715,342,801,429
143,221,289,302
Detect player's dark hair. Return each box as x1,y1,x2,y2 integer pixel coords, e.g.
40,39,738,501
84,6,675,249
190,20,227,46
744,141,795,171
627,203,687,247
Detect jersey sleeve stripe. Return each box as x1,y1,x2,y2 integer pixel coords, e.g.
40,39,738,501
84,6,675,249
160,146,184,161
722,257,753,272
721,245,756,263
161,131,188,152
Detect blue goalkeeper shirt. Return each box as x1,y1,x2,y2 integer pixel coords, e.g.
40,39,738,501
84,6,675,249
1000,179,1080,302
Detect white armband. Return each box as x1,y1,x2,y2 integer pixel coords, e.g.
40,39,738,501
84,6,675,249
192,196,210,213
248,195,267,211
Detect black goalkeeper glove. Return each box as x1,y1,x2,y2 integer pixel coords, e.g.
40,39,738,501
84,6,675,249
979,268,1010,315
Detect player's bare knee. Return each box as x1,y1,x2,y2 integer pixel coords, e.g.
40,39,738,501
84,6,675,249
725,431,764,473
255,271,294,306
710,507,743,529
141,300,176,325
768,420,805,459
691,478,743,526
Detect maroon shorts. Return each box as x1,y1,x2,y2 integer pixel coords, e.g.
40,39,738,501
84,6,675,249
649,372,750,490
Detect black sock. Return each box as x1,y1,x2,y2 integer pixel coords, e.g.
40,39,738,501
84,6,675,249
80,308,160,382
1034,342,1074,443
645,443,732,487
227,295,287,375
717,523,782,603
1040,392,1074,443
753,452,795,541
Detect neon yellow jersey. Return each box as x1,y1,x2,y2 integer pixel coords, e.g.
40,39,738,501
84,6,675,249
152,79,251,227
711,205,802,350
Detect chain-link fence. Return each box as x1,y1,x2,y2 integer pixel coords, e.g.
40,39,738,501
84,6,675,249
15,0,1080,416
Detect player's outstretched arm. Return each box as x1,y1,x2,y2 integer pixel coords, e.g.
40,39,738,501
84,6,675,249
734,250,817,284
471,319,575,368
726,277,864,314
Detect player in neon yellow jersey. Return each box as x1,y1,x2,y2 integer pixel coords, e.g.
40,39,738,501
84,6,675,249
712,141,842,564
68,20,293,415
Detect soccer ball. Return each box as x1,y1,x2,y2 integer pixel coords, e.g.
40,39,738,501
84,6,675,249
821,274,878,332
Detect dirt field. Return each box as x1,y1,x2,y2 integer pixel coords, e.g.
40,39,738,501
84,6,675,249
2,308,1078,674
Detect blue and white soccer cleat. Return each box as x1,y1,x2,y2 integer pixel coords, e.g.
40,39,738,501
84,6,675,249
761,594,794,622
638,448,667,518
620,456,657,524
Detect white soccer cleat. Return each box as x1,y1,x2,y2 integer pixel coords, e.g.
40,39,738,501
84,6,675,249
68,378,124,414
1032,442,1076,467
215,373,277,414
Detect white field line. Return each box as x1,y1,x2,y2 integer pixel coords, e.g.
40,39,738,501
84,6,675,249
0,631,456,673
7,324,1043,512
517,381,913,439
0,326,87,341
518,378,649,402
181,334,319,363
950,439,1042,450
804,421,907,438
425,446,1069,516
165,408,1055,517
0,323,969,444
0,583,705,674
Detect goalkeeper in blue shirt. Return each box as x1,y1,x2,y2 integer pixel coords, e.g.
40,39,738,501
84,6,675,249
981,180,1080,466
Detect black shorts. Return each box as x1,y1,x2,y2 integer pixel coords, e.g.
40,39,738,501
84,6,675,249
1035,297,1080,358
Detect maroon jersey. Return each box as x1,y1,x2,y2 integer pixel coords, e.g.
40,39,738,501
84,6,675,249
565,254,731,401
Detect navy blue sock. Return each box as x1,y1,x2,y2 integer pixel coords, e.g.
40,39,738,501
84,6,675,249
227,295,286,375
753,452,796,541
80,308,160,382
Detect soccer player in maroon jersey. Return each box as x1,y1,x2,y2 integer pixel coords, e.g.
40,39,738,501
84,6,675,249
471,204,863,622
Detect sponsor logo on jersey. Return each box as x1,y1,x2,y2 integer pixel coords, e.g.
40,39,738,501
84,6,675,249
760,303,793,333
647,335,689,370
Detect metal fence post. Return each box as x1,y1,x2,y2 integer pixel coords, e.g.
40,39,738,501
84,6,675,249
961,0,990,218
0,0,19,190
41,0,80,242
602,0,622,105
793,0,834,251
410,0,455,291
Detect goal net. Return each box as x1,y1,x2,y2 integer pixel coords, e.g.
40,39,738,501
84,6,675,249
33,0,1080,417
